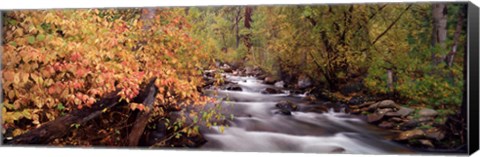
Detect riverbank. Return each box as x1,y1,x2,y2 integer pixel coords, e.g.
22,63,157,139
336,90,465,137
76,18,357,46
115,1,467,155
201,62,467,154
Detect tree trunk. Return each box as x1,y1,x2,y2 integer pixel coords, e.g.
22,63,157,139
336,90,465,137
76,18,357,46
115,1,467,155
431,3,448,63
127,78,159,146
387,69,394,93
446,4,466,67
243,6,253,59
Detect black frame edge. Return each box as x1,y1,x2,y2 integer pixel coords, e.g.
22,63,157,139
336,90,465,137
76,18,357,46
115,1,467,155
468,1,479,155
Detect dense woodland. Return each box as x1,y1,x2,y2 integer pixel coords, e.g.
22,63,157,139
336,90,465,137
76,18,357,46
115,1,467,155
1,3,468,153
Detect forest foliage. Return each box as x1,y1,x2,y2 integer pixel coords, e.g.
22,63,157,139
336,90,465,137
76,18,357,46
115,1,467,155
2,8,215,140
1,3,467,145
186,4,466,117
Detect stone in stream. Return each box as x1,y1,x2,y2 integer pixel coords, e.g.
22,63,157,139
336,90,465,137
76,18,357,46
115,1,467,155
367,112,385,123
395,129,425,141
220,64,233,73
275,100,298,115
378,121,394,129
261,87,284,94
244,67,255,76
300,105,329,114
425,127,445,141
377,100,399,109
274,81,285,88
389,117,404,123
419,139,435,148
418,108,438,117
223,84,242,91
297,76,312,89
330,147,346,153
264,76,277,85
385,107,414,117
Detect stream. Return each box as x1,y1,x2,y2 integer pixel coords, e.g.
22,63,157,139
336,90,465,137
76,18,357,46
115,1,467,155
197,73,413,154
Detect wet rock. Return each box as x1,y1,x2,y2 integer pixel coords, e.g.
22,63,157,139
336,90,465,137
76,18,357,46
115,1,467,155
378,121,394,129
324,102,347,112
220,64,233,73
419,108,438,117
244,67,254,75
275,100,298,115
203,70,216,77
389,117,404,123
385,107,414,117
274,81,285,88
377,100,398,109
367,102,379,111
300,105,329,114
418,116,434,123
395,129,425,141
297,76,312,89
330,147,346,153
357,101,376,109
367,113,385,123
257,74,267,80
232,70,240,76
223,84,242,91
377,108,393,114
302,95,317,103
349,108,361,114
261,87,283,94
419,139,434,148
425,127,445,141
264,76,277,85
401,120,419,130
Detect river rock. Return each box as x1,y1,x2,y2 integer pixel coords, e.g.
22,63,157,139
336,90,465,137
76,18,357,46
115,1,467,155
223,84,242,91
220,64,233,73
377,108,394,114
358,101,375,108
385,107,414,117
389,117,404,123
244,67,255,76
395,129,425,141
419,108,438,117
275,100,298,115
330,147,346,153
419,139,434,148
377,100,398,109
401,120,419,130
261,87,283,94
367,112,385,123
302,95,317,103
297,76,313,89
264,76,277,85
349,108,361,114
274,81,285,88
425,127,445,141
300,105,329,114
378,121,394,129
367,102,379,111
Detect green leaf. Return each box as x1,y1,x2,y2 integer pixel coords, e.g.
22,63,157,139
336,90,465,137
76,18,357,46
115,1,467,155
36,34,46,41
56,103,65,111
27,36,35,44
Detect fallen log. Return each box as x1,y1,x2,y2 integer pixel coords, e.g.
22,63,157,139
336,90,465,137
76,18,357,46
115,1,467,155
6,77,158,145
127,78,158,146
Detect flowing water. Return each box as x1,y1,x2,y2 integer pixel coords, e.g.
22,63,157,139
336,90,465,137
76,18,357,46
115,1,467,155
198,74,412,154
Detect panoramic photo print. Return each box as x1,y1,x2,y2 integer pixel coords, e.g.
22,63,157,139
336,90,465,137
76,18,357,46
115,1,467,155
1,2,469,155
